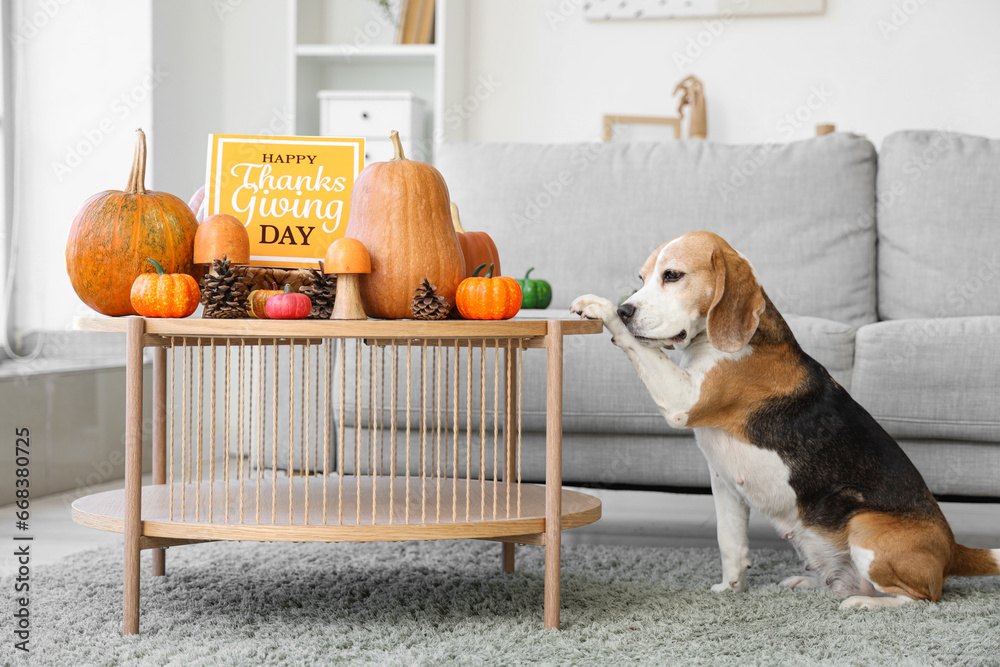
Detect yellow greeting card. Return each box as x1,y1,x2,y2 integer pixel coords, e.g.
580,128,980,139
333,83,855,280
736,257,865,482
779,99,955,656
204,134,365,268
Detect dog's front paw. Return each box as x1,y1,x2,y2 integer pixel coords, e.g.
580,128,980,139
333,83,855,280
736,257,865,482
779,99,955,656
711,580,746,594
570,294,617,324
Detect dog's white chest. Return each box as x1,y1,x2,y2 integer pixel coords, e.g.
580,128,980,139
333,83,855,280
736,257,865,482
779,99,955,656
695,427,799,530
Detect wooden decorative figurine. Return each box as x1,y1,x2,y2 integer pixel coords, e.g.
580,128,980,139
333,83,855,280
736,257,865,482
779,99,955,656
325,237,371,320
674,75,707,139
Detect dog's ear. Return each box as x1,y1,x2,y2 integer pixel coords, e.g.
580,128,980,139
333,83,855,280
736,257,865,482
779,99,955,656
707,248,766,353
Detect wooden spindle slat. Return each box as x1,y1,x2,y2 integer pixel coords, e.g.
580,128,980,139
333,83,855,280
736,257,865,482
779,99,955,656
338,338,346,525
272,339,279,525
289,341,295,525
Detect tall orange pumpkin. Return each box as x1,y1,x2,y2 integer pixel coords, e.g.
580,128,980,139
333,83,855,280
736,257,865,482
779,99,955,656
345,130,465,319
65,129,198,316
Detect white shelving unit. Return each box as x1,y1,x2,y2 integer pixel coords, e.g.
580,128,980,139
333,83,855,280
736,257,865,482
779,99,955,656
288,0,467,163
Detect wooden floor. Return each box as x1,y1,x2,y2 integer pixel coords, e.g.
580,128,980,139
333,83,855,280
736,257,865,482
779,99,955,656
3,474,1000,576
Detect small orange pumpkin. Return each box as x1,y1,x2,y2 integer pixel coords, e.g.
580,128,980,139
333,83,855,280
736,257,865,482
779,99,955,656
452,202,501,278
130,259,200,318
247,286,283,319
456,263,521,320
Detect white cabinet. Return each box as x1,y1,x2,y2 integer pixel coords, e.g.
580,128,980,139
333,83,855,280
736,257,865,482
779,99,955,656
317,90,426,163
288,0,466,164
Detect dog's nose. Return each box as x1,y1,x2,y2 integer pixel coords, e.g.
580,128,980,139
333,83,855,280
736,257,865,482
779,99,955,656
617,303,636,323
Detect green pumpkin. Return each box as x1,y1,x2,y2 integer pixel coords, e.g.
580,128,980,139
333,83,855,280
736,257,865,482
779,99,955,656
516,267,552,309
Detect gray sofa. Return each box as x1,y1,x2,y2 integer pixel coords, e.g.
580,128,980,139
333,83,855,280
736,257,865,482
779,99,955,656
427,130,1000,498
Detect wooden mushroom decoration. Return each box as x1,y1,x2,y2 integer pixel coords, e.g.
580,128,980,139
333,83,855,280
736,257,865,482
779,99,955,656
194,214,252,318
193,214,250,268
325,237,371,320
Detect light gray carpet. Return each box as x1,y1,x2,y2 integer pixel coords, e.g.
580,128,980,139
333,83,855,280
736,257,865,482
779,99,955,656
3,539,999,666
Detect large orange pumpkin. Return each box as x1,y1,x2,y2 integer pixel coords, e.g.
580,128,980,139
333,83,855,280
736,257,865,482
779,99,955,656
344,130,465,319
65,129,198,316
451,202,501,278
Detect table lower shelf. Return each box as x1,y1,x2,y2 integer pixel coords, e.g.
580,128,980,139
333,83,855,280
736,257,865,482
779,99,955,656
72,476,602,543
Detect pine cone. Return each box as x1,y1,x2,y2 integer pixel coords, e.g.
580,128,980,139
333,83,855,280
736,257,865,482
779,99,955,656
201,256,249,318
301,267,337,319
411,277,451,320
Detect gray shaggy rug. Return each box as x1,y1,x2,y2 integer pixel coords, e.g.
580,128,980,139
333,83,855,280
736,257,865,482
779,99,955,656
2,540,999,666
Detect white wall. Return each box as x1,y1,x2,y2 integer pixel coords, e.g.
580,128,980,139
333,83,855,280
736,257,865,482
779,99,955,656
462,0,1000,146
151,0,290,200
14,0,154,337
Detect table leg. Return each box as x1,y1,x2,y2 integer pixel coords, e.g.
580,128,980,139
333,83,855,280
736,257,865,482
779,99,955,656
502,342,518,574
123,317,145,636
544,321,563,630
152,345,166,577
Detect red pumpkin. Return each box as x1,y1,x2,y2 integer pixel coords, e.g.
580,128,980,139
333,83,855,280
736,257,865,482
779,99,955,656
452,202,501,277
130,259,200,318
265,284,312,320
66,129,198,316
456,263,521,320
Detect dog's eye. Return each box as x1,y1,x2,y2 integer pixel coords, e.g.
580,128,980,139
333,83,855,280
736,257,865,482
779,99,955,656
662,269,685,283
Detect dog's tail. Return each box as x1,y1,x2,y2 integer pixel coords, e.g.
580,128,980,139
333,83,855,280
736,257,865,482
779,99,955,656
948,544,1000,577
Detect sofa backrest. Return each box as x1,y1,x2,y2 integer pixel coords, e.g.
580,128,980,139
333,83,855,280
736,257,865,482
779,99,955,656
436,135,878,326
877,130,1000,320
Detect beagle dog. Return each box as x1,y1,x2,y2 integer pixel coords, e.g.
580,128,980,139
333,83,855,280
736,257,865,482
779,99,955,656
570,231,1000,608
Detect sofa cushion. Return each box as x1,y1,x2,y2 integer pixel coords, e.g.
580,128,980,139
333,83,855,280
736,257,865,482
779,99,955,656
436,135,878,327
783,314,857,391
895,439,1000,498
852,317,1000,442
877,130,1000,320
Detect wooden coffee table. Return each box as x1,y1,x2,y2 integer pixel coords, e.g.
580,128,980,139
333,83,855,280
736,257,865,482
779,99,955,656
71,316,602,635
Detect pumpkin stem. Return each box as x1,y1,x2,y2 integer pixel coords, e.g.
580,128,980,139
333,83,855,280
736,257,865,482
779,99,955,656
389,130,405,161
525,267,535,280
450,201,466,234
126,128,148,195
284,283,293,294
473,262,488,278
486,263,495,278
147,258,166,275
